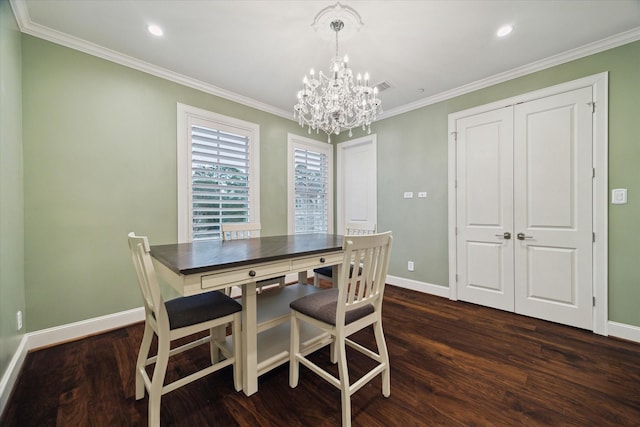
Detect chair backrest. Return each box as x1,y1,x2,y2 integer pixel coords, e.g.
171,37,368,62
221,222,261,241
128,232,167,326
345,222,376,236
336,232,393,325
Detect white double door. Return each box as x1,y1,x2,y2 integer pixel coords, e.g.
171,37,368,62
455,87,593,329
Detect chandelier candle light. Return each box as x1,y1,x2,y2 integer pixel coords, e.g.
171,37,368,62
294,18,382,143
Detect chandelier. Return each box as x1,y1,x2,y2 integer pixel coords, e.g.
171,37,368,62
294,16,382,143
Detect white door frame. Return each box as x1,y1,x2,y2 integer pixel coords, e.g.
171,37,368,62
447,72,608,335
337,134,378,234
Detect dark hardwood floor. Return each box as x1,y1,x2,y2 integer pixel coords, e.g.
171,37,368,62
2,284,640,426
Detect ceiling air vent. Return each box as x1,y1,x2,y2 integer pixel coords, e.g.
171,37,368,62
373,81,392,92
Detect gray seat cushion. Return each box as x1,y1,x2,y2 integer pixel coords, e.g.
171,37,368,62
313,264,357,278
290,288,374,326
166,291,242,330
312,265,334,277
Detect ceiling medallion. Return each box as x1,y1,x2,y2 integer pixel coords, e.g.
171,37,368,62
293,3,382,143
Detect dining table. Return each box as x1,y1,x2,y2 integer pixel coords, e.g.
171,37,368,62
149,233,344,396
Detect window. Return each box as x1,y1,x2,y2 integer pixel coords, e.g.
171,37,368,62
177,104,259,242
287,133,333,234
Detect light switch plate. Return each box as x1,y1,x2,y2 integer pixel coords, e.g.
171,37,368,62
612,188,627,204
403,192,414,199
418,192,428,198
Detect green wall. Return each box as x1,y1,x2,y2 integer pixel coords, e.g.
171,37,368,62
347,40,640,327
0,0,26,379
21,35,320,331
18,32,640,331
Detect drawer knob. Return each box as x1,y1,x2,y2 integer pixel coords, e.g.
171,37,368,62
320,257,326,263
249,270,257,277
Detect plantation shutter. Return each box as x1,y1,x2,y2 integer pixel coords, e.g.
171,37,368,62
191,125,251,240
293,147,329,233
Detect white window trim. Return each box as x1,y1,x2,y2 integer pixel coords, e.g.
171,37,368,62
287,133,333,235
177,103,260,243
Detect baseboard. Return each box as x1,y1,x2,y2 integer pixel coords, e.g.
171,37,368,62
386,275,450,298
0,335,28,419
26,306,145,351
607,321,640,344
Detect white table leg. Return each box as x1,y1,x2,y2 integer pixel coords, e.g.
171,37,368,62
241,281,258,395
331,263,343,288
298,271,308,285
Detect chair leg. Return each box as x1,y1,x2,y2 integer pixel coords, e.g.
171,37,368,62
336,334,352,427
330,339,338,364
135,322,154,400
289,313,300,388
148,334,170,427
210,325,225,364
232,313,242,392
374,320,391,397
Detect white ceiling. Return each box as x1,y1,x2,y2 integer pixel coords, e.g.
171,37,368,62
11,0,640,119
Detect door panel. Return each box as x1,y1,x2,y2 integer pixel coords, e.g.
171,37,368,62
527,246,576,303
526,108,574,227
456,107,514,311
514,87,593,329
466,242,507,292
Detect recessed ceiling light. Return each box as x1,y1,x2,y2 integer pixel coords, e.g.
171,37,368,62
147,24,164,37
497,25,513,37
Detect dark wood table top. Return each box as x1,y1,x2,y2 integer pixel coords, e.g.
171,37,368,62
150,234,344,276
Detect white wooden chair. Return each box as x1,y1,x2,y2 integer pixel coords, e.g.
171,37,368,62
128,232,242,427
222,222,286,291
313,222,376,287
289,232,393,427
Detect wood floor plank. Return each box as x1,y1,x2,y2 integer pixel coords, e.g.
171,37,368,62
2,285,640,426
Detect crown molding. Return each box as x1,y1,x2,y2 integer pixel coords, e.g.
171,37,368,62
10,0,640,122
381,26,640,119
9,0,293,121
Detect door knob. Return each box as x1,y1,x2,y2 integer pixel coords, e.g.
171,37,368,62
495,232,511,240
517,233,533,240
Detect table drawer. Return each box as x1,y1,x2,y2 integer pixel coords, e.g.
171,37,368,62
201,260,290,290
291,251,343,271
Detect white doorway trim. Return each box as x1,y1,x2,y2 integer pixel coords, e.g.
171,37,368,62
447,72,608,335
337,135,378,233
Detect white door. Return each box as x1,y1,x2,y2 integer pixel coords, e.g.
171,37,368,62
456,107,515,311
455,87,593,329
337,135,377,233
513,87,593,329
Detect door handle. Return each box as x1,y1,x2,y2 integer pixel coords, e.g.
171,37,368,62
495,232,511,240
517,233,533,240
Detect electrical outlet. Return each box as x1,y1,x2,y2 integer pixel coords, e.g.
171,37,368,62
403,192,414,199
16,310,23,331
408,261,414,271
418,192,428,198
